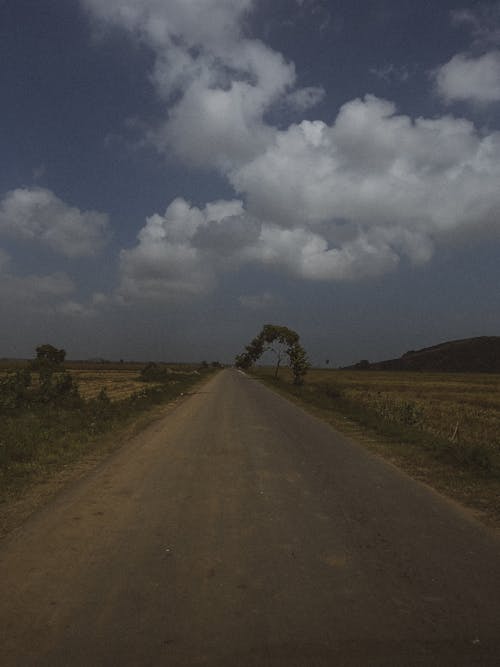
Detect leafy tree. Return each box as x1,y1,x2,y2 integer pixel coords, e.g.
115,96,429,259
34,343,66,366
30,344,66,383
27,344,79,404
235,324,309,385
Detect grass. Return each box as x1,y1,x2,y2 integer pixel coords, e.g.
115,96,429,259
0,363,216,505
252,366,500,530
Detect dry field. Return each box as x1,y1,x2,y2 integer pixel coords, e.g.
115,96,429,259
0,363,201,402
69,370,150,401
0,368,147,401
314,369,500,458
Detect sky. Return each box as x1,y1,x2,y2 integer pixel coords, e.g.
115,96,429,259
1,0,500,366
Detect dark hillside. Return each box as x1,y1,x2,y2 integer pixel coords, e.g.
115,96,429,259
347,336,500,372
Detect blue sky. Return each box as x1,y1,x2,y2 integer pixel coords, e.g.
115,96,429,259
1,0,500,365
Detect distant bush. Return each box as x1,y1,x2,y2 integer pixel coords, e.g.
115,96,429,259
140,362,171,383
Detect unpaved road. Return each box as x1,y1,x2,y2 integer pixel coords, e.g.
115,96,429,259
1,369,500,666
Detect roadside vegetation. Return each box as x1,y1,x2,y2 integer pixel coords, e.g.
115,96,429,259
253,366,500,528
0,346,218,503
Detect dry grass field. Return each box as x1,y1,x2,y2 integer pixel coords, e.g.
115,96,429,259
0,362,201,402
69,370,154,401
0,368,156,401
311,369,500,465
257,367,500,466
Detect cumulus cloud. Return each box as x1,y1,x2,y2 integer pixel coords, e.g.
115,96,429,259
118,197,248,301
284,86,326,111
119,94,500,298
83,0,295,170
0,188,109,257
82,1,500,299
435,51,500,104
230,95,498,238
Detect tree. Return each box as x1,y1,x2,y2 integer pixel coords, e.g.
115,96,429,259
34,344,66,366
28,344,79,404
235,324,309,385
30,344,66,384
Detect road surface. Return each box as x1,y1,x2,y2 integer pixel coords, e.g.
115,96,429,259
1,369,500,666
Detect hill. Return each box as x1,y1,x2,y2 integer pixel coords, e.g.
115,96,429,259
347,336,500,373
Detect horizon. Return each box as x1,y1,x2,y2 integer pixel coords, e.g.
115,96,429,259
2,333,498,368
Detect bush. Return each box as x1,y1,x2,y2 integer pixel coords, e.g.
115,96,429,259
0,370,32,409
37,371,81,406
140,362,171,383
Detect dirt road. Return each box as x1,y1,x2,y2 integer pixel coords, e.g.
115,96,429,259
1,369,500,666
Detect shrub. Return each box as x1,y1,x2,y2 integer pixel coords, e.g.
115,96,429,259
37,371,80,406
0,369,32,409
140,362,171,383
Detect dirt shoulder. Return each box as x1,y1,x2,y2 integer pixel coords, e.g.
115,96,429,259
0,373,216,540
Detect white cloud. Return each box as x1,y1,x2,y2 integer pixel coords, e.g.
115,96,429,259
230,95,500,242
0,188,109,257
118,197,247,301
153,78,279,170
284,86,326,111
114,93,500,298
435,51,500,104
152,39,295,169
81,2,500,298
83,0,295,170
82,0,254,53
